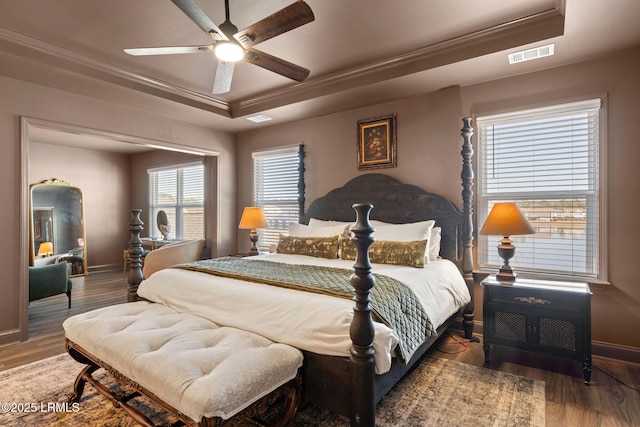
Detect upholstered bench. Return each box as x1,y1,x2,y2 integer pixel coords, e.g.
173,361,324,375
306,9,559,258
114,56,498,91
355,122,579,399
63,301,303,426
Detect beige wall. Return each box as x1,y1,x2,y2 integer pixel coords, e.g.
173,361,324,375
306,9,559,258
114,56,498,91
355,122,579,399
29,142,131,268
0,74,237,345
237,85,465,224
237,48,640,351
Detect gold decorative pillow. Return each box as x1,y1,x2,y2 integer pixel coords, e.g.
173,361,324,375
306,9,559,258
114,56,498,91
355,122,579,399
340,238,428,268
277,234,340,259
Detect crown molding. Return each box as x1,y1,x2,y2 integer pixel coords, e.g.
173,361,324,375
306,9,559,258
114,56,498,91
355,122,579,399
0,26,231,116
233,8,565,117
0,6,564,119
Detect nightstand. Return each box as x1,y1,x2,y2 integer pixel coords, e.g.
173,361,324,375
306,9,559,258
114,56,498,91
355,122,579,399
482,276,592,383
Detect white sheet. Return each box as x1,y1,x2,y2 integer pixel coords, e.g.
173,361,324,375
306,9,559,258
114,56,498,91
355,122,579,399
137,253,470,374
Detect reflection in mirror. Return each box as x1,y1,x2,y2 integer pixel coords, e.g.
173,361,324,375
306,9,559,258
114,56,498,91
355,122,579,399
157,210,171,240
30,179,87,276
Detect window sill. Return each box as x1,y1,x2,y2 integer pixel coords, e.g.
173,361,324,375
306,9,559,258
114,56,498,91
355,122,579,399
477,267,610,288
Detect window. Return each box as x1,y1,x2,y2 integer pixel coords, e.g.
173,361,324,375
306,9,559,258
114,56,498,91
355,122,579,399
148,162,204,240
476,99,604,283
252,145,304,250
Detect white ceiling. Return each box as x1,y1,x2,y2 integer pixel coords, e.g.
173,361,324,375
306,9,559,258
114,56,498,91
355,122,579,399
2,0,640,140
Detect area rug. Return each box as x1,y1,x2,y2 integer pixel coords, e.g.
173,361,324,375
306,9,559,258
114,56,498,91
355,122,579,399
0,353,544,426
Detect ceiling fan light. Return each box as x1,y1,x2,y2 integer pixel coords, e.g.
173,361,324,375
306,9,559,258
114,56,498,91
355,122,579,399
215,42,243,62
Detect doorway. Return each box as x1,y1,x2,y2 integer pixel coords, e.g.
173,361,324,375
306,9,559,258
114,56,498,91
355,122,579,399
20,117,219,341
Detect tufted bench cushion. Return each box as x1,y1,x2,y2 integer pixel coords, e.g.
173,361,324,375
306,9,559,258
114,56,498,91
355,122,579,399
63,301,303,422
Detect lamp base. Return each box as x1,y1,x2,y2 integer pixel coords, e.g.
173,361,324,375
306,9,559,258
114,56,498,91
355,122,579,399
248,229,260,254
496,267,517,283
496,237,517,283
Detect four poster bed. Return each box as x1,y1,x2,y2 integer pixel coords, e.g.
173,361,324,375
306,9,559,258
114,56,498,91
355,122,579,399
65,119,476,427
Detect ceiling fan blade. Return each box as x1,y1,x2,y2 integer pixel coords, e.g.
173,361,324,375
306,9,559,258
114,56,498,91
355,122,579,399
124,46,213,56
234,1,314,48
171,0,228,41
212,61,234,94
244,47,310,82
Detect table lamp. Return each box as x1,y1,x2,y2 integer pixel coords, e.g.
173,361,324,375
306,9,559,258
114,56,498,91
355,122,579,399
238,207,267,254
37,241,54,257
479,202,535,283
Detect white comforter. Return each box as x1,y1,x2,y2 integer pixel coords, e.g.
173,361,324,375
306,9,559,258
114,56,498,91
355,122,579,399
137,253,470,374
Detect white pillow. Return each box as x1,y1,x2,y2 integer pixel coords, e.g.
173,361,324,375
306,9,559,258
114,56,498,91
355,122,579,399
308,218,353,228
371,220,435,242
288,222,348,238
368,220,436,263
369,219,392,227
428,226,441,261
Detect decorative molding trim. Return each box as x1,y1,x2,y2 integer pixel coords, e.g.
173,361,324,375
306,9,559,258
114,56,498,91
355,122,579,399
0,7,564,119
0,328,23,347
514,296,551,305
234,8,565,117
22,116,221,156
592,340,640,365
0,27,231,116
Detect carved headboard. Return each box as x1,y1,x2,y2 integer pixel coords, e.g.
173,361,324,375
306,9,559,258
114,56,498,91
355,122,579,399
301,173,464,268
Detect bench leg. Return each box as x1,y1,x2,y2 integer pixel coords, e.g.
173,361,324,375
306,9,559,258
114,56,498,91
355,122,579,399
77,364,156,427
68,364,98,403
268,377,302,427
214,375,302,427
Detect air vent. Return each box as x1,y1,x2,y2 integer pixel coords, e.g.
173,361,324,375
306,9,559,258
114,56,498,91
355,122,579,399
246,114,273,123
508,44,555,64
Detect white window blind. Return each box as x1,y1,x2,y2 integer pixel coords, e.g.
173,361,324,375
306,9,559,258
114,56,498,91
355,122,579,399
477,99,602,282
253,146,302,250
149,162,204,240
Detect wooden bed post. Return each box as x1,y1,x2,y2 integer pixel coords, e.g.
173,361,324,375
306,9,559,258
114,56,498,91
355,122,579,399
126,209,145,302
349,203,376,427
460,117,477,341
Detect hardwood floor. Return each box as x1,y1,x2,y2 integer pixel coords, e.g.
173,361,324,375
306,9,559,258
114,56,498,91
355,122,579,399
430,334,640,426
1,270,638,426
0,270,128,370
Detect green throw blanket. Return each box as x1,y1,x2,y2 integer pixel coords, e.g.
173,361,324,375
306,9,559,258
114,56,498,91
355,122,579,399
174,257,435,362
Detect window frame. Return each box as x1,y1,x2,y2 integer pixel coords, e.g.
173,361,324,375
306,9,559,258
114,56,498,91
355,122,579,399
148,160,205,240
474,97,608,285
251,145,304,251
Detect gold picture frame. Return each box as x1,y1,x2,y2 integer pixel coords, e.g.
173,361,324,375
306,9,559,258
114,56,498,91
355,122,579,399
357,114,397,170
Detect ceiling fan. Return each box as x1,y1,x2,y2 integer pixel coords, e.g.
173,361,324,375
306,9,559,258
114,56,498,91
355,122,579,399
125,0,314,94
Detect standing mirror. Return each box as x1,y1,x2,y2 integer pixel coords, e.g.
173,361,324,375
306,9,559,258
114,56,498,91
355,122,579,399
157,210,171,240
30,179,87,276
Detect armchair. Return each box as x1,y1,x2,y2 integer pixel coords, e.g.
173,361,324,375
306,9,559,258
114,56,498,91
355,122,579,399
142,239,205,278
29,261,72,308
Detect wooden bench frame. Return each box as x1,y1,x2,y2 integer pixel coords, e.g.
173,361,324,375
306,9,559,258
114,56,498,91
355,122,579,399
66,338,302,427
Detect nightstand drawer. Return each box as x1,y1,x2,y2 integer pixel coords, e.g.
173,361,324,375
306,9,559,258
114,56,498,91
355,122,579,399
488,287,586,313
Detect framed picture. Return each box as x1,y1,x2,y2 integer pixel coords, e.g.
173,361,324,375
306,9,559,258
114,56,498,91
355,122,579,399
357,113,397,170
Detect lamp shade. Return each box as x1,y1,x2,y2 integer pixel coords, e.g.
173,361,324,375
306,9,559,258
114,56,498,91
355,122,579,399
479,203,535,236
238,207,267,230
37,241,54,256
